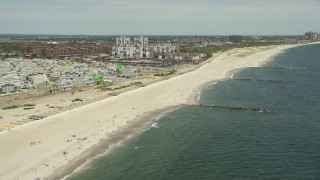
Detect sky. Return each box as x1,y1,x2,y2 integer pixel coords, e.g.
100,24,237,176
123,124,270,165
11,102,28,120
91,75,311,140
1,0,320,35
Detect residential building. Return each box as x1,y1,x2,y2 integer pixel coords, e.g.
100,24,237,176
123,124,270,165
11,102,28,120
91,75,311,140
54,78,73,90
0,61,12,76
35,81,59,93
177,37,206,44
29,74,48,87
20,40,112,57
154,43,180,53
174,53,202,62
74,74,93,86
116,36,131,47
0,74,21,96
229,35,242,44
120,67,138,78
112,36,154,59
303,31,320,41
156,52,205,62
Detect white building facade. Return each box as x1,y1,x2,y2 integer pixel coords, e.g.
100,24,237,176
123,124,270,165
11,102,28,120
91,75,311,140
154,43,180,53
112,36,154,59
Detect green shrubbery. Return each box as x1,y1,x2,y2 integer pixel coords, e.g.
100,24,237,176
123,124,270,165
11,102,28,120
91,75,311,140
181,42,286,60
3,104,35,110
154,70,176,76
72,98,83,102
96,82,143,91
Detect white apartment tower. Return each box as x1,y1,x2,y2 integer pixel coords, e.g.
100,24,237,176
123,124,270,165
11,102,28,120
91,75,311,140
112,36,154,59
116,36,131,47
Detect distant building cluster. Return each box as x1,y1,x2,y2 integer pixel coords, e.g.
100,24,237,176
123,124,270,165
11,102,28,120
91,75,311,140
229,35,242,44
112,36,181,60
0,58,139,96
21,39,112,57
302,31,320,41
177,37,207,44
155,52,206,62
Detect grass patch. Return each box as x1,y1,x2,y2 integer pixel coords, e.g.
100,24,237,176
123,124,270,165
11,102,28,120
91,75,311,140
236,52,256,57
72,98,83,102
24,104,35,107
154,70,176,76
95,84,113,91
3,104,36,110
0,116,3,119
181,41,286,60
96,82,143,91
23,107,35,110
131,82,143,85
71,91,75,95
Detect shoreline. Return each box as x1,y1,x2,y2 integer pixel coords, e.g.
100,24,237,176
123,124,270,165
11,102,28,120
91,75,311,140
52,105,182,180
0,43,309,180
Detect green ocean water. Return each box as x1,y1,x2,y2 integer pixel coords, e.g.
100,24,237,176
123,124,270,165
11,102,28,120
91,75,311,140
67,44,320,180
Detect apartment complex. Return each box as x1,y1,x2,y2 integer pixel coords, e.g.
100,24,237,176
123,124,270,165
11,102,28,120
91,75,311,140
21,40,112,57
229,35,242,44
154,43,180,53
303,31,320,41
112,36,154,59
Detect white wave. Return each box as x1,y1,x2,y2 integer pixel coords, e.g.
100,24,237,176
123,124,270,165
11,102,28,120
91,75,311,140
60,139,127,180
151,122,159,129
197,91,202,101
230,73,234,79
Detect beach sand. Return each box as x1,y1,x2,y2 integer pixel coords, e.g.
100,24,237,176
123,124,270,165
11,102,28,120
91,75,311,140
0,44,302,180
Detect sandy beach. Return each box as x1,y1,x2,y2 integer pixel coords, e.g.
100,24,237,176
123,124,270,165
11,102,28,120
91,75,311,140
0,44,303,179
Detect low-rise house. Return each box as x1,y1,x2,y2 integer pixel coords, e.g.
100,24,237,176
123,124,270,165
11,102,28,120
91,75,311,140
0,74,21,96
35,80,59,93
98,69,110,76
91,61,105,68
29,74,48,87
74,75,93,86
0,83,20,95
73,63,88,72
0,61,12,76
156,53,175,61
60,70,79,82
54,78,73,91
120,67,138,78
106,65,117,76
46,66,61,77
174,52,203,62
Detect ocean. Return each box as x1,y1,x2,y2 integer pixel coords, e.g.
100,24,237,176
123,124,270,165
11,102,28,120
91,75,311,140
67,44,320,180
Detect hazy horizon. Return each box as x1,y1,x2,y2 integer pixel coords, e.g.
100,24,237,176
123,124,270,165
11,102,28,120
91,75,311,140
1,0,320,35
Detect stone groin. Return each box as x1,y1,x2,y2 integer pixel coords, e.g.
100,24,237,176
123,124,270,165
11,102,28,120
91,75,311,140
232,78,286,83
254,67,307,71
185,104,270,112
